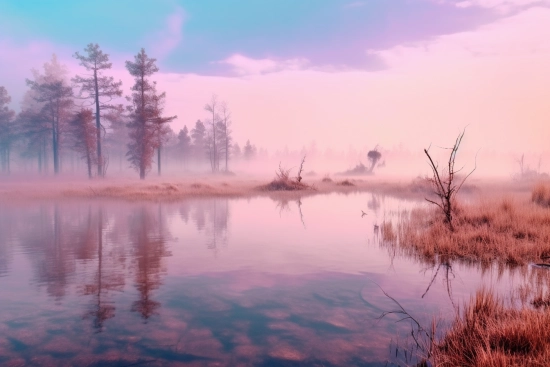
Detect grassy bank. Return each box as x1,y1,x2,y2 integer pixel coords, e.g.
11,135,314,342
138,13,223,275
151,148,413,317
380,183,550,366
0,175,448,202
381,185,550,266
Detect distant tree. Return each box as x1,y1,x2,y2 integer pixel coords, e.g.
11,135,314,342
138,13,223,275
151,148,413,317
204,94,221,172
0,86,16,173
26,54,74,174
219,102,232,171
367,146,382,173
69,109,97,178
125,48,175,179
243,139,257,160
177,125,191,168
103,105,128,173
231,142,241,160
73,44,123,177
150,91,176,176
191,119,206,161
17,90,51,173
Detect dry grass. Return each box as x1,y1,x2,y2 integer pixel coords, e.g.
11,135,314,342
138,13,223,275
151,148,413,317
434,288,550,366
385,196,550,266
337,179,355,186
258,178,312,191
532,182,550,207
321,175,333,183
258,163,315,192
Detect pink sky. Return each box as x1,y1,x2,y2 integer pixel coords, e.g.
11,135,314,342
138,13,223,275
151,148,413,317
141,5,550,156
1,1,549,159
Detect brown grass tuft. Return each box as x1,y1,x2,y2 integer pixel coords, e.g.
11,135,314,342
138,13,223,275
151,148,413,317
337,179,355,186
532,183,550,207
435,289,550,366
321,175,333,183
259,178,312,191
381,197,550,266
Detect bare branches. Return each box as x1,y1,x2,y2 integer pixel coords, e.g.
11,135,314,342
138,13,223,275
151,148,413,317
375,283,436,363
424,129,476,231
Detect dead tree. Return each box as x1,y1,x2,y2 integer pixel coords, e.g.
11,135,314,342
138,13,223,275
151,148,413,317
296,155,306,182
424,129,476,231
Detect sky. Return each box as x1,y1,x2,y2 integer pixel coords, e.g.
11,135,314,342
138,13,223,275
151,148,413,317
0,0,549,158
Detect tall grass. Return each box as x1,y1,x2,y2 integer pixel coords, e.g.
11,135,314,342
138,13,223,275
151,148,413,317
434,288,550,366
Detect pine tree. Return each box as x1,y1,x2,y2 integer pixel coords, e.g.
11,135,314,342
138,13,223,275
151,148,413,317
73,43,123,177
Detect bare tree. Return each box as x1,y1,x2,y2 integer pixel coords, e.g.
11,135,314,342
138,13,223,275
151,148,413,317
73,44,123,177
204,94,220,172
424,129,476,231
125,48,175,179
516,153,525,179
220,102,232,172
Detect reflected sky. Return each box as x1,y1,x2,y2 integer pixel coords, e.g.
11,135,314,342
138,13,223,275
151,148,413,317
0,193,538,366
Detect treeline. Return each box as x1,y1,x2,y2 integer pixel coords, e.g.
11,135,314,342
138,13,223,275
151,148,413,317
0,44,260,179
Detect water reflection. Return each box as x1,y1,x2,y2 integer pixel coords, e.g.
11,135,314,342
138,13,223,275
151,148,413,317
19,205,76,300
79,207,124,331
130,205,171,320
0,194,540,366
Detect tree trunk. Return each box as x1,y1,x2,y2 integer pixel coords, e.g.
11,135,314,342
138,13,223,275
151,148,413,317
157,145,161,176
225,131,228,172
6,146,10,174
87,151,92,179
140,164,145,180
53,123,59,174
94,69,103,177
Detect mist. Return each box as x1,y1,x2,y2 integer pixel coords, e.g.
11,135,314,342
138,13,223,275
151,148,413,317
2,2,550,366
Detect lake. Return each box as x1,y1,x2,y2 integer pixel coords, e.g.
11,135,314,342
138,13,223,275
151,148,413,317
0,192,532,366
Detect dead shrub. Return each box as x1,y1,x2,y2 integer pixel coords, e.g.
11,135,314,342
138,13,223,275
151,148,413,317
259,157,314,191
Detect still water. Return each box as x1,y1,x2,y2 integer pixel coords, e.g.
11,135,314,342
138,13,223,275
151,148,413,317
0,193,529,366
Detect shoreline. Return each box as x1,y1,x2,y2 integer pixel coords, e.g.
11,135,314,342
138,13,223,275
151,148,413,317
0,174,540,202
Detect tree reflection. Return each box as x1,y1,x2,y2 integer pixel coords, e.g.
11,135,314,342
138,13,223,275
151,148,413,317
80,206,124,331
188,199,230,255
0,203,17,277
19,205,76,300
129,205,171,321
